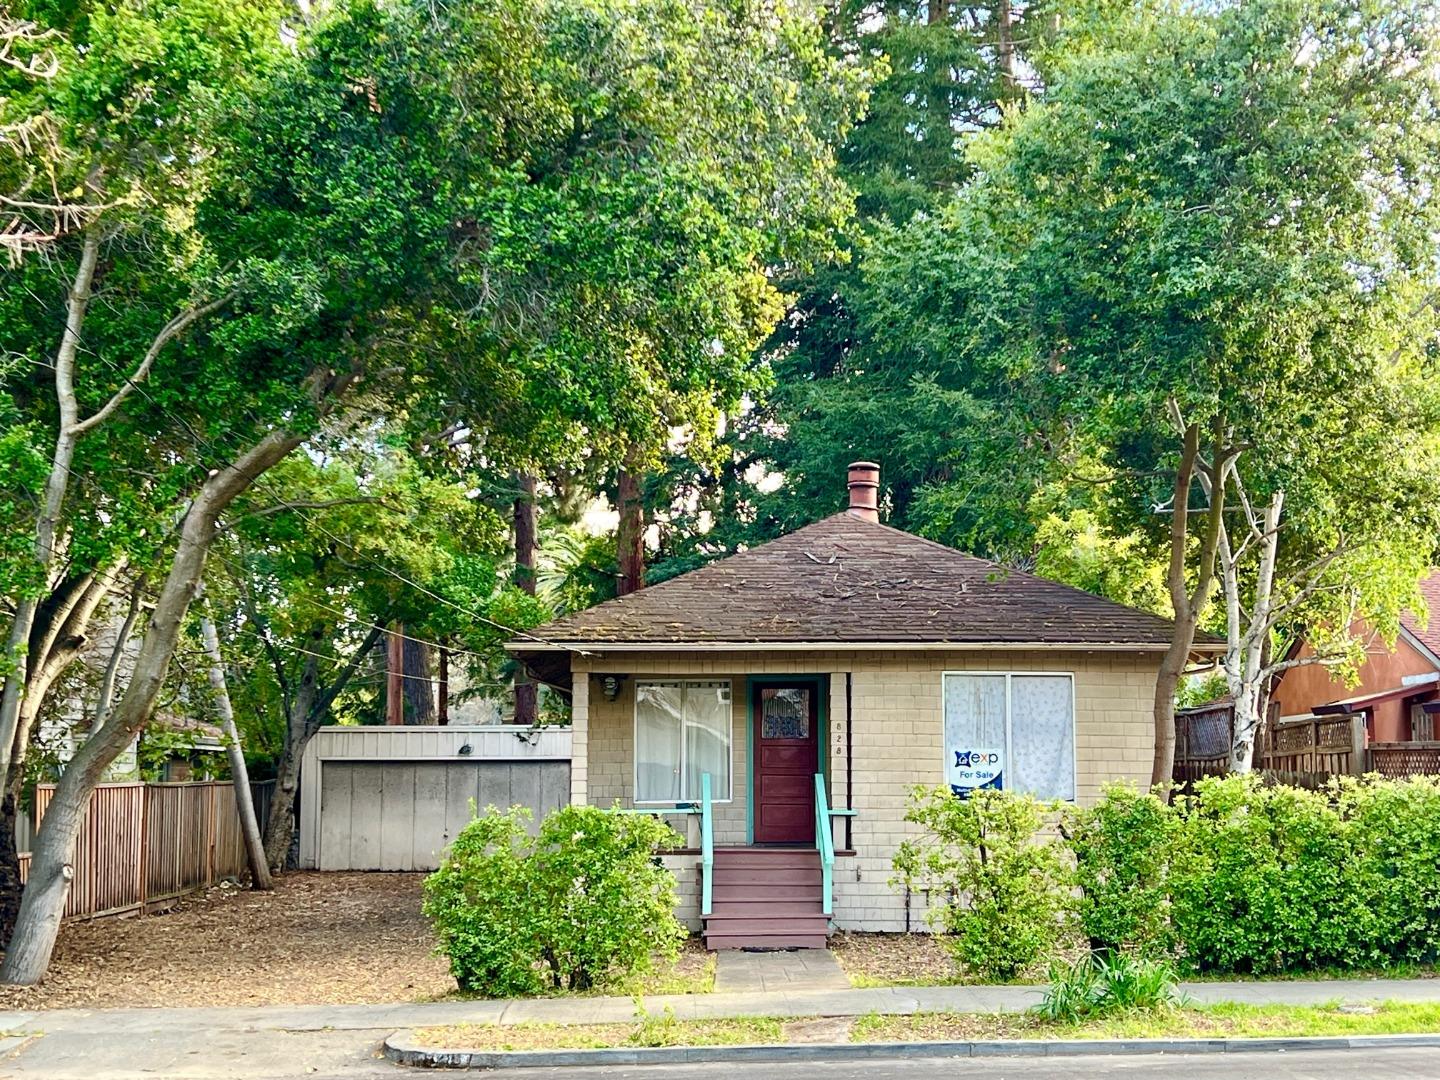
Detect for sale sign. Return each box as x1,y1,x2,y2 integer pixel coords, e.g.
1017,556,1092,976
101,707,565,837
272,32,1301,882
948,747,1004,796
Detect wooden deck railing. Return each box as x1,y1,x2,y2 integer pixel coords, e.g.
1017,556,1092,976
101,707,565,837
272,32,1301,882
18,780,273,921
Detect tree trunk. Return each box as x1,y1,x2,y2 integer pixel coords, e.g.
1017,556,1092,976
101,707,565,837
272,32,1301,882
198,598,272,889
94,577,145,731
0,567,121,946
1225,491,1283,775
263,642,319,873
995,0,1015,90
1151,416,1228,787
1,426,304,985
262,622,384,873
0,791,24,946
0,233,100,794
513,472,538,727
438,646,450,726
401,636,433,725
616,467,645,597
385,626,404,725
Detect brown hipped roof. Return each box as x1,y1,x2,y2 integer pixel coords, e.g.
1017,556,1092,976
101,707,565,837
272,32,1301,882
512,512,1219,653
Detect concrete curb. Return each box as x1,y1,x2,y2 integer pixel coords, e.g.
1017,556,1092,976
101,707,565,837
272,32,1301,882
382,1030,1440,1069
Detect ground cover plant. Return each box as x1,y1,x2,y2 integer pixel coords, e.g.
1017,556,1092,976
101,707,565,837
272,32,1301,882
1034,954,1185,1023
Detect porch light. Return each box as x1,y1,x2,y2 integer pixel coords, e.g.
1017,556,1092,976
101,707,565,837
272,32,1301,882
600,674,626,701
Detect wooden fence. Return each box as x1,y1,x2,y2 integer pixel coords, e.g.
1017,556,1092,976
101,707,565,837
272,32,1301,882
18,780,273,921
1173,703,1235,784
1174,710,1440,787
1370,741,1440,779
1256,715,1364,788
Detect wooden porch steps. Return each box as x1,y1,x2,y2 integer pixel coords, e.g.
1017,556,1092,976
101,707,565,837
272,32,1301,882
702,847,830,950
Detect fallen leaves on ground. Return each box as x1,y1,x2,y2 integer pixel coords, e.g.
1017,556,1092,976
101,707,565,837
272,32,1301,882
829,931,958,987
0,872,453,1010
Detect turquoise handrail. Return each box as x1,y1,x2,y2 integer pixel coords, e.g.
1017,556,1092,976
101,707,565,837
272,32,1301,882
814,773,834,916
700,772,714,917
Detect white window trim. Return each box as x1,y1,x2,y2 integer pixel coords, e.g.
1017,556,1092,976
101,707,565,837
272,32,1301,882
940,670,1079,803
633,678,735,806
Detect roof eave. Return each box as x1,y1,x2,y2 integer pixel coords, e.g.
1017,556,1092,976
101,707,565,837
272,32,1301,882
507,639,1205,655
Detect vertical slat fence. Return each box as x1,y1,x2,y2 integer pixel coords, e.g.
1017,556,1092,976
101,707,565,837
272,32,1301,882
1257,716,1361,787
16,779,274,921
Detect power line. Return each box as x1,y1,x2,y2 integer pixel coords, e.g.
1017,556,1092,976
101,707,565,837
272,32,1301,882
59,342,590,656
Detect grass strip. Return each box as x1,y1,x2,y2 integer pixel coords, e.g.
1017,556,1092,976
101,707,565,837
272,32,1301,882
852,1001,1440,1041
415,1001,1440,1051
413,1015,782,1051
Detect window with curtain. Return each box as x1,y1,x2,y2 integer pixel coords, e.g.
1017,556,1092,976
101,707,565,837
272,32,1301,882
635,680,732,803
943,673,1075,801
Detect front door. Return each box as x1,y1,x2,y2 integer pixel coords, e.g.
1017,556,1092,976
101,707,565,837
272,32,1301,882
752,683,820,844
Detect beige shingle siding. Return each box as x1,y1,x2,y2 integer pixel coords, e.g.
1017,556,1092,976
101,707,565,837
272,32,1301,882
574,648,1159,932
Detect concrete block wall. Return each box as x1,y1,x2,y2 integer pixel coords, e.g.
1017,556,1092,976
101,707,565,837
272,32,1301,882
571,648,1160,932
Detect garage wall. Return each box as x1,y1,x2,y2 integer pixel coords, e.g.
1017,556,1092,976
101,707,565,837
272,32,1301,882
298,726,571,871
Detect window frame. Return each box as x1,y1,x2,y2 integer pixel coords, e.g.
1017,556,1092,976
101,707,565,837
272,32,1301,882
940,670,1078,802
633,678,734,806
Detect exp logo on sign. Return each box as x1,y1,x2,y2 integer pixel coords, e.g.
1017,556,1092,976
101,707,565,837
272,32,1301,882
954,749,1000,769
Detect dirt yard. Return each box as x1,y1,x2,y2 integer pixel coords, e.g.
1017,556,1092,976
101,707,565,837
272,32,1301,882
0,872,454,1010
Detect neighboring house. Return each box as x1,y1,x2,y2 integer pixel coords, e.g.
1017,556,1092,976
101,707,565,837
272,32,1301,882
42,603,226,783
1270,571,1440,743
508,462,1221,947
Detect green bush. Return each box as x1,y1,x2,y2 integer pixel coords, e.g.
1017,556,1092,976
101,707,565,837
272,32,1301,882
1336,776,1440,966
1168,775,1361,973
423,804,685,995
892,786,1073,981
1035,952,1183,1023
1068,783,1178,957
904,776,1440,980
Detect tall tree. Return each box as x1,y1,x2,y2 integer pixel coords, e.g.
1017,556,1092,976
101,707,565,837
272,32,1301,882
850,0,1440,784
649,0,1038,567
0,0,865,981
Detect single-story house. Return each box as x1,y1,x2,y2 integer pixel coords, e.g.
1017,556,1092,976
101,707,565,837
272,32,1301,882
509,463,1221,947
1270,570,1440,743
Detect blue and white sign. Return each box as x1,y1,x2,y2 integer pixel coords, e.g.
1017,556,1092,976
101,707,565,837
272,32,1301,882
949,746,1004,796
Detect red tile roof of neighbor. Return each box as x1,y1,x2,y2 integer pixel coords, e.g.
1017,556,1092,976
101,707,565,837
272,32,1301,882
1402,570,1440,659
514,511,1220,652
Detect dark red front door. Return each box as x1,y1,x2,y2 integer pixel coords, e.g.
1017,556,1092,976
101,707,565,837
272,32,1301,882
753,683,819,844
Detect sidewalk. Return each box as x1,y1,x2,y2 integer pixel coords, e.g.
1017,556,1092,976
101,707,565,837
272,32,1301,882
5,976,1440,1036
5,977,1440,1080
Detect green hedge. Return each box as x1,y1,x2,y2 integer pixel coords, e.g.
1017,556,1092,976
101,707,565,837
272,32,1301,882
898,775,1440,978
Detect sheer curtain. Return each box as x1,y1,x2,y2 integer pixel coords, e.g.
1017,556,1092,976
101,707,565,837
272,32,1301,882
943,674,1007,793
636,682,683,802
684,681,732,800
1010,675,1075,800
636,680,731,802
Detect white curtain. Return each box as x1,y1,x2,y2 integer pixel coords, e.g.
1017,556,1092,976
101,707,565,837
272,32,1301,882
943,674,1007,792
636,681,683,802
1010,675,1075,800
636,680,731,802
684,681,732,801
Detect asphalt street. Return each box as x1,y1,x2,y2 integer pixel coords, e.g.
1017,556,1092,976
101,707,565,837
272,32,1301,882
478,1050,1440,1080
8,1038,1440,1080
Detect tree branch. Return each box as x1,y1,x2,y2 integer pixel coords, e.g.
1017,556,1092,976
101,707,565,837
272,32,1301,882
71,292,234,436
